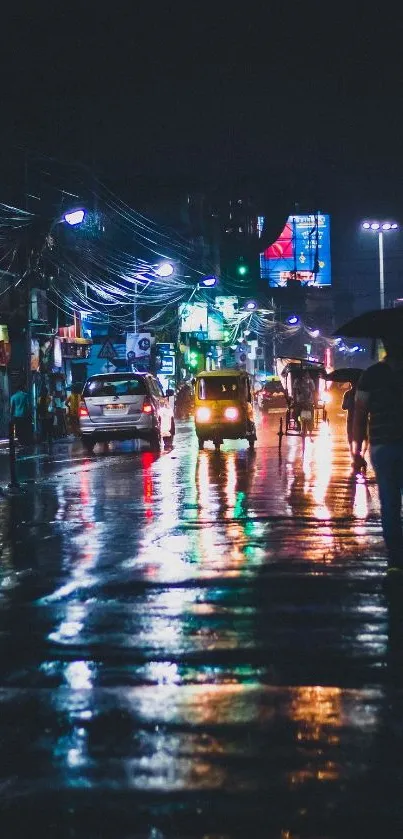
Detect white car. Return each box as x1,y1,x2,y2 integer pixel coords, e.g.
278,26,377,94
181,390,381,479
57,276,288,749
79,373,175,453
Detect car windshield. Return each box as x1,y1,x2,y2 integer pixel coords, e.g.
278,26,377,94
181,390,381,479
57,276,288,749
83,376,147,397
198,377,240,400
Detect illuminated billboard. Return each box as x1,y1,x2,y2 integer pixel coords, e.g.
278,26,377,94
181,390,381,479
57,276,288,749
207,308,224,341
260,213,331,287
214,296,238,320
179,302,208,333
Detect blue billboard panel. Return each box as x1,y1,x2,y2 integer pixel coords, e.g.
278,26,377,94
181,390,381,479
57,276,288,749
260,213,332,287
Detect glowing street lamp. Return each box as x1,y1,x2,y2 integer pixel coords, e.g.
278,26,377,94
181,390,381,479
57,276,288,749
361,220,399,309
198,275,218,288
63,209,86,226
155,261,174,278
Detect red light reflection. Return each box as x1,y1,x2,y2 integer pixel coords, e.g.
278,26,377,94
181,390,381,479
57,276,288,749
141,451,154,519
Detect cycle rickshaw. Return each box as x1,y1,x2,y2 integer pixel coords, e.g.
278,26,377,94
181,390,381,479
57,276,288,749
276,357,328,438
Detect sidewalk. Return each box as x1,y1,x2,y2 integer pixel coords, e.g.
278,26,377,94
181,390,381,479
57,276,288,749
0,435,81,491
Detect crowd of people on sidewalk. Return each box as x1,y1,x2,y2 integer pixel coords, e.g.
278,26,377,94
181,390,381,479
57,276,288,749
10,379,81,446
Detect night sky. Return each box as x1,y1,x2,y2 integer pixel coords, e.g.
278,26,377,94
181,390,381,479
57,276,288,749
0,6,402,306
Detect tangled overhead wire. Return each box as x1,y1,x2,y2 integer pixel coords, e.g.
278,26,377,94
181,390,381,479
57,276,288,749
0,166,220,331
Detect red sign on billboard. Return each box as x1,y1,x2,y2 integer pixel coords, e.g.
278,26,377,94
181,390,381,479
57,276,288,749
264,221,294,259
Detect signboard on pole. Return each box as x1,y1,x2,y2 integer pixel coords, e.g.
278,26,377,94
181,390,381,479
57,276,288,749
179,302,208,333
98,338,117,360
31,339,40,371
160,355,175,375
101,361,117,374
207,309,224,341
214,296,238,319
0,341,11,367
126,333,151,362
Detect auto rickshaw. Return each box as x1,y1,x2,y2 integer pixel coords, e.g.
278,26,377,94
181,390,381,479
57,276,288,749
276,357,328,437
194,369,257,451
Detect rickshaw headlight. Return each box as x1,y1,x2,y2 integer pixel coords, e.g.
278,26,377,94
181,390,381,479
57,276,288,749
224,406,239,421
196,407,211,422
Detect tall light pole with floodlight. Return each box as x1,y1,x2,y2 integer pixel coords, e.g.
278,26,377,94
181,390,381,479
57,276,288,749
361,220,398,309
25,207,87,434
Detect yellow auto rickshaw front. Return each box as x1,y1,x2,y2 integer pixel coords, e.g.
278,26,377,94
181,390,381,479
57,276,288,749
194,369,257,450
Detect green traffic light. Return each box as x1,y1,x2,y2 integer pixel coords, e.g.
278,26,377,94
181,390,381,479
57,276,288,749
189,351,198,368
237,259,249,276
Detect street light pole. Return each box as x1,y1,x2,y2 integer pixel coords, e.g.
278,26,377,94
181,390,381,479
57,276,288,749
133,280,138,333
362,220,398,310
24,207,87,438
378,230,385,310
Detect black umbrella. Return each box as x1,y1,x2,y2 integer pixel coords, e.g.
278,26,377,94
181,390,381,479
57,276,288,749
325,367,364,384
334,308,403,338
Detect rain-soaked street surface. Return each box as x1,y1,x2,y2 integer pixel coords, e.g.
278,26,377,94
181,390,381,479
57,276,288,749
0,398,402,838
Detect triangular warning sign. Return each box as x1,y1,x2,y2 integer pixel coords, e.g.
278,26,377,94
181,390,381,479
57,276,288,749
98,339,117,360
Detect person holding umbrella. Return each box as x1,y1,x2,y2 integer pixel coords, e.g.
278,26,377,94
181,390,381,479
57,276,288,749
334,308,403,575
326,367,368,459
352,333,403,575
342,379,368,461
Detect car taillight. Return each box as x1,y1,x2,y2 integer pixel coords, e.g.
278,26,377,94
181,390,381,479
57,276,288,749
79,403,89,418
142,400,153,414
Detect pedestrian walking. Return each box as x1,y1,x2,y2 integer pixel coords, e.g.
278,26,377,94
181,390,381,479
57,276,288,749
10,381,31,445
175,382,193,419
66,384,81,436
37,385,55,443
54,387,67,437
353,335,403,574
342,382,368,459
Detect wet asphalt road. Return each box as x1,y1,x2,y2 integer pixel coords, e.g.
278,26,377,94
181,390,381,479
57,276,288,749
0,400,402,838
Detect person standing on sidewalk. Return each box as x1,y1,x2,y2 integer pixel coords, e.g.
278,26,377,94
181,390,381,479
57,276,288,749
37,386,55,444
353,335,403,575
54,386,67,438
10,381,31,445
66,384,81,436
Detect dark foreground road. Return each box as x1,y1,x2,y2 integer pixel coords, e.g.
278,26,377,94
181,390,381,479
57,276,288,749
0,404,402,838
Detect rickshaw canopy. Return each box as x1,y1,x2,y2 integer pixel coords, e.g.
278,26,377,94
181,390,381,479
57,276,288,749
276,357,327,399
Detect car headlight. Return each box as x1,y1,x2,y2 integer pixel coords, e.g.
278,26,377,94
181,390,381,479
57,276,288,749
196,406,211,422
224,407,239,421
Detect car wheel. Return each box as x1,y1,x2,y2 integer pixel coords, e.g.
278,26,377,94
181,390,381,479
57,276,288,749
197,437,204,450
83,439,94,454
149,428,161,452
214,439,221,451
248,438,255,449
